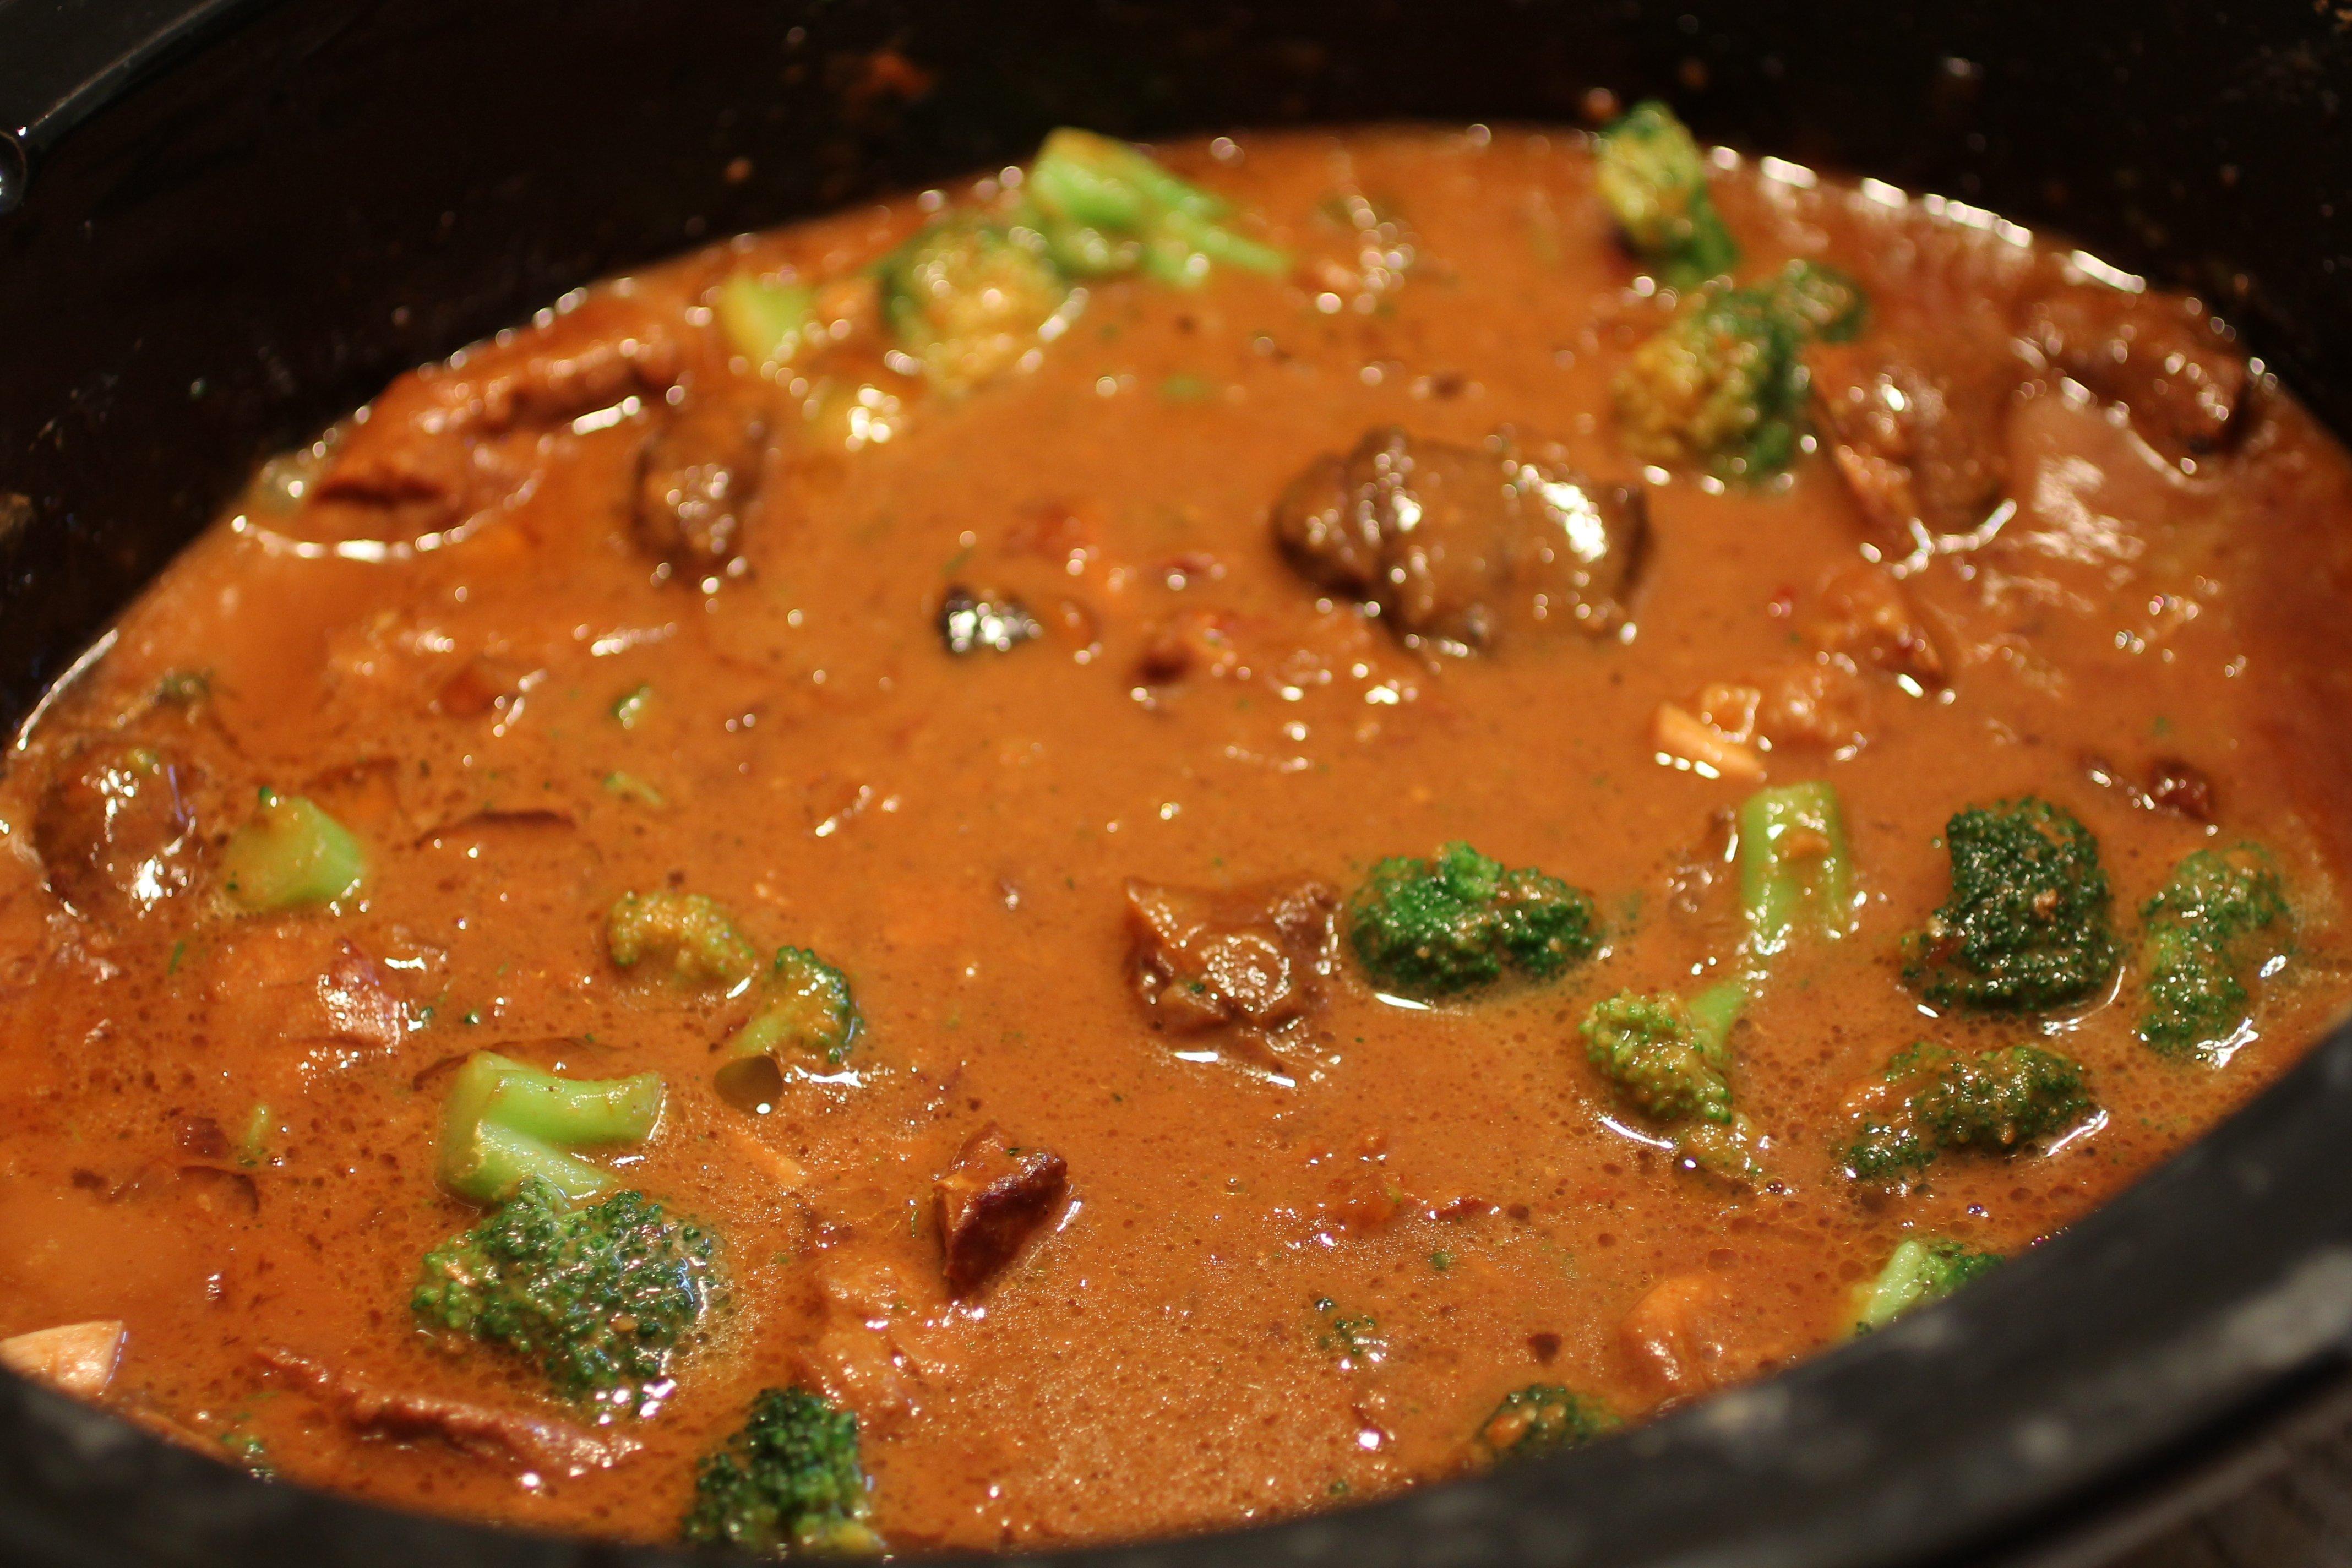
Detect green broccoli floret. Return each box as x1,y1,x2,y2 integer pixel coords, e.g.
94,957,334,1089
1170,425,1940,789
880,215,1070,395
1901,798,2121,1012
1844,1041,2095,1184
2138,842,2291,1059
1854,1237,2001,1331
1581,981,1758,1180
1738,780,1856,962
436,1051,667,1204
1593,101,1740,288
412,1177,723,1402
1026,128,1288,286
1347,841,1599,998
1474,1384,1619,1460
607,890,762,988
715,946,862,1110
682,1386,882,1558
1611,261,1866,482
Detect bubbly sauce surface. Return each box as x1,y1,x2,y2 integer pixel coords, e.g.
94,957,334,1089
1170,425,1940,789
3,126,2352,1550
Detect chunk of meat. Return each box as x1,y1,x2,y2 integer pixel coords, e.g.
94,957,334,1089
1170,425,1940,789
255,1347,629,1476
1271,427,1647,649
0,1320,124,1396
2085,754,2217,824
1125,877,1339,1041
1799,563,1946,688
934,1123,1069,1294
202,929,409,1075
1811,341,2014,550
32,739,205,918
2027,285,2250,460
1618,1272,1788,1400
634,383,771,572
796,1256,952,1430
317,289,689,534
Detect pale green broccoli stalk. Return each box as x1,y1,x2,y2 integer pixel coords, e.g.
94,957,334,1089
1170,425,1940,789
1739,780,1856,962
1026,128,1288,286
879,216,1070,394
1582,981,1758,1180
220,790,367,912
607,890,762,988
412,1177,722,1402
715,273,817,372
1347,841,1600,999
683,1386,882,1557
1474,1384,1619,1460
1611,260,1866,481
1594,101,1740,288
2138,842,2291,1059
1844,1041,2095,1184
715,947,862,1110
1854,1237,2001,1331
437,1052,666,1205
1901,798,2120,1013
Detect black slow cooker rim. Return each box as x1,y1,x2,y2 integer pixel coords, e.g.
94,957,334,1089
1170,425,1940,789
4,2,2352,1564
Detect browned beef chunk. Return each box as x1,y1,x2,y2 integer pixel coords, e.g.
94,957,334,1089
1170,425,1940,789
1810,342,2013,550
1800,562,1946,688
32,739,204,918
1270,428,1646,649
933,1124,1068,1294
2026,286,2250,461
255,1347,628,1476
634,383,771,572
1125,877,1338,1037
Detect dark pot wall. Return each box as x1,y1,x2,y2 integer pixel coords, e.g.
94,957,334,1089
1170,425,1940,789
3,3,2352,1565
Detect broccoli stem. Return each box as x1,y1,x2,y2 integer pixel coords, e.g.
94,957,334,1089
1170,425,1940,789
714,274,816,371
1686,977,1749,1050
1738,781,1854,962
437,1052,666,1205
220,790,368,912
1853,1237,2000,1331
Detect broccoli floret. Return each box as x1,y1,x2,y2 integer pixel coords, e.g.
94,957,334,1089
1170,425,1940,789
1347,841,1599,998
1844,1041,2095,1184
220,788,368,912
1474,1384,1619,1460
1026,128,1288,286
1581,981,1758,1180
716,947,862,1110
1854,1237,2000,1331
1738,780,1856,962
1901,798,2121,1012
682,1386,882,1558
412,1178,723,1403
2138,842,2291,1059
435,1051,666,1204
607,890,761,988
880,216,1070,395
1593,101,1740,288
1611,260,1869,482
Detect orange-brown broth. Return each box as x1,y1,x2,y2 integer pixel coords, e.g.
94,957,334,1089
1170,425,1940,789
1,127,2349,1550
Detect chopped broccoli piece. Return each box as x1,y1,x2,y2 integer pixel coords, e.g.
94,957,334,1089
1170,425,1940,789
1582,981,1758,1180
1611,260,1868,481
2138,842,2291,1059
682,1386,882,1558
1347,841,1599,998
1902,798,2121,1012
716,947,862,1110
607,890,762,988
610,682,653,729
1738,780,1855,962
1854,1237,2001,1331
220,790,367,912
1593,101,1740,288
715,273,817,372
601,771,666,808
880,215,1069,394
412,1178,723,1402
1027,128,1288,286
435,1051,666,1204
1475,1383,1619,1459
1845,1041,2095,1184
